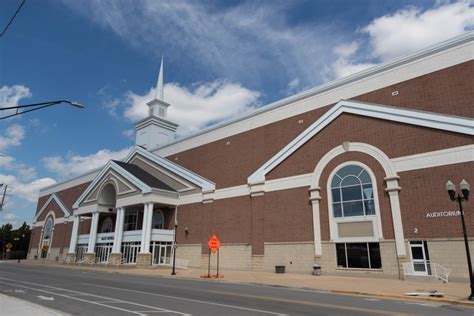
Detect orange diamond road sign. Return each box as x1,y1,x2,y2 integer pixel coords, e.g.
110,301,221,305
5,242,12,249
207,234,221,254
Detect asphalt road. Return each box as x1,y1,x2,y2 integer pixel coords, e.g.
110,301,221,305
0,263,472,316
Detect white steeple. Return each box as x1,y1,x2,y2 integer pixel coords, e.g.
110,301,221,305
134,57,179,150
155,56,164,101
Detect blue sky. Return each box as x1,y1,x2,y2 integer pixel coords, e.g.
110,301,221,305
0,0,473,227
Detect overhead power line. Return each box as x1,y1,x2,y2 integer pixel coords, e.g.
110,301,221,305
0,0,26,38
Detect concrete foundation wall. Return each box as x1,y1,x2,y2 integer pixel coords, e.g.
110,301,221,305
176,244,201,268
200,244,252,271
263,242,315,273
423,238,474,282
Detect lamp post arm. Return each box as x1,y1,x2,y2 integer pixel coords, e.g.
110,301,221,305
0,100,84,120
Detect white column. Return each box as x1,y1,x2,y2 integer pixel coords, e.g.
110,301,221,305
140,203,152,253
310,188,322,257
68,215,80,253
386,177,407,257
87,212,100,253
112,208,124,253
144,203,154,252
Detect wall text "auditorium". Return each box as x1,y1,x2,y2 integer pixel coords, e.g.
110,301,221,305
426,211,463,218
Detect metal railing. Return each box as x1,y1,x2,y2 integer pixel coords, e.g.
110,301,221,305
403,260,451,283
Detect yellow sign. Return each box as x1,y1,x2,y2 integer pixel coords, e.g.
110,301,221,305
5,242,12,250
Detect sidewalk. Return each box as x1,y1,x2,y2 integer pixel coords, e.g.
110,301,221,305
0,294,67,316
14,260,474,307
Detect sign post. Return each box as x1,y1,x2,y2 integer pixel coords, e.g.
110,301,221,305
207,234,221,278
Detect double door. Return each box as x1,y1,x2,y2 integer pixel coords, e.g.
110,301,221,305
152,242,172,265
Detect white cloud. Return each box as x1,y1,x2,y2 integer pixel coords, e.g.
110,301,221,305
0,174,56,204
329,42,377,79
285,78,301,96
0,211,19,226
61,1,342,87
362,2,474,61
0,124,25,151
124,80,260,136
122,129,135,140
0,155,37,182
326,2,473,80
42,147,132,178
0,85,31,109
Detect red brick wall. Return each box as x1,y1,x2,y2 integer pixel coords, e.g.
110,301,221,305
167,61,473,187
263,187,313,242
399,163,474,239
267,114,472,180
30,61,474,255
36,199,66,222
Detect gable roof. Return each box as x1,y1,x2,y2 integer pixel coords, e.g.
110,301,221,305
73,147,216,209
112,160,175,191
248,99,474,184
124,146,215,192
72,160,154,209
34,193,70,222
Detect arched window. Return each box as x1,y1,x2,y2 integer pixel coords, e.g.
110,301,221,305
331,165,375,217
151,210,164,229
101,216,114,233
43,218,53,240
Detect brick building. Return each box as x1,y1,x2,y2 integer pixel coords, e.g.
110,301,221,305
28,33,474,281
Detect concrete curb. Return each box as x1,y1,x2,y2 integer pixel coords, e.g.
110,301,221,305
15,261,474,308
329,289,474,308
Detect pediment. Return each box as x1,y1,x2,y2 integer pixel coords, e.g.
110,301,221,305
248,100,473,184
124,146,215,194
83,170,138,204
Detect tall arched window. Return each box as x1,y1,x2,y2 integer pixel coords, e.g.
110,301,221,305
101,216,114,233
331,165,375,217
151,210,164,229
43,218,53,240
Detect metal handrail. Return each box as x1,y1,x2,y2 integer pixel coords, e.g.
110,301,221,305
403,260,451,283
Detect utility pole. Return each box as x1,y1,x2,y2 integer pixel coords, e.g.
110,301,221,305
0,184,6,262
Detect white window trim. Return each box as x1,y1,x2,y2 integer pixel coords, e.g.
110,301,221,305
327,161,383,243
39,211,56,256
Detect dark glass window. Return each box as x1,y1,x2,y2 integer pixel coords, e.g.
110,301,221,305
335,242,382,269
152,210,164,229
331,165,375,217
336,243,347,268
123,210,138,231
368,243,382,269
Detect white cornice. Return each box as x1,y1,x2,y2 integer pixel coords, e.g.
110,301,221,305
153,32,473,157
72,161,153,209
124,146,216,192
248,100,474,184
33,193,70,222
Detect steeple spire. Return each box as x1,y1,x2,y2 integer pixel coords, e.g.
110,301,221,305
155,56,164,101
136,56,178,150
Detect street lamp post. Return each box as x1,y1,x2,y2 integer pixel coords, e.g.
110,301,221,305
0,100,85,120
446,179,473,301
171,221,177,275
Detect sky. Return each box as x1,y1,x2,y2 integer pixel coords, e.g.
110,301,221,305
0,0,473,227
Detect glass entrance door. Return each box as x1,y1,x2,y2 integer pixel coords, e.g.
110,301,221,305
152,242,172,265
410,241,430,276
